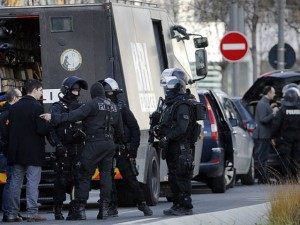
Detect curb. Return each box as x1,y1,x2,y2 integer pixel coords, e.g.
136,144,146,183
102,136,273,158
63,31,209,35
145,203,269,225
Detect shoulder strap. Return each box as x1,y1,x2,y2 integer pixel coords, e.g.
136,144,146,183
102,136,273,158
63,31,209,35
55,100,69,112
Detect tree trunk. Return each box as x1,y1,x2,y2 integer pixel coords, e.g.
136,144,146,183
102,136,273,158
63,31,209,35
251,24,258,83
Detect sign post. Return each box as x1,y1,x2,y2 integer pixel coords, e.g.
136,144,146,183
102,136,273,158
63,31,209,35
220,32,249,62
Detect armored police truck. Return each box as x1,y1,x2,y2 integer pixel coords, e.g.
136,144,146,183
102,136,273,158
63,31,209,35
0,1,207,206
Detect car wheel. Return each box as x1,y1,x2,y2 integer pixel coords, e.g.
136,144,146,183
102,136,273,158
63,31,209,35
225,161,236,189
241,157,255,185
144,148,160,206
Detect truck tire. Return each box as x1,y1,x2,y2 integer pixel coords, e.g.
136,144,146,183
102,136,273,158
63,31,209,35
144,148,160,206
241,157,255,185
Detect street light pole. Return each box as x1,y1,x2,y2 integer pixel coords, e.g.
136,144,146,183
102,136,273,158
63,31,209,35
230,0,239,96
277,0,286,70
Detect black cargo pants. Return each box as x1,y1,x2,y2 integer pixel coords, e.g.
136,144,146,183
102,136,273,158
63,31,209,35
110,154,145,206
74,139,115,203
166,141,193,209
53,144,82,204
282,137,300,178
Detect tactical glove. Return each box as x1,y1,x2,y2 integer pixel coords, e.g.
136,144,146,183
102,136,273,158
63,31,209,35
55,145,68,158
158,137,168,149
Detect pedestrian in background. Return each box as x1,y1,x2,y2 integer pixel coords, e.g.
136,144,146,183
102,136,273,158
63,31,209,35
7,80,49,222
253,86,278,184
0,88,22,222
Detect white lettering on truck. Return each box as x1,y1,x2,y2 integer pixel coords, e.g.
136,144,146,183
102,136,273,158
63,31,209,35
43,89,60,104
131,42,156,112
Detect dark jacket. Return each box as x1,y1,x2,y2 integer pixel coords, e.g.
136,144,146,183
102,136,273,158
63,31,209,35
8,95,50,166
0,102,11,156
51,83,124,143
253,96,275,139
118,101,140,158
273,103,300,141
49,97,82,146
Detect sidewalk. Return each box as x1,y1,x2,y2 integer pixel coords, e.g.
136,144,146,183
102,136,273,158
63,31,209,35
145,203,269,225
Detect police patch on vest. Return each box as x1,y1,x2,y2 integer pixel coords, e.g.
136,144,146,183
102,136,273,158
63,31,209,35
98,102,117,112
286,109,300,115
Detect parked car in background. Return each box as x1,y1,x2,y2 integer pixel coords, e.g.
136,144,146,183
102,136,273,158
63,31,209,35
214,91,255,185
241,70,300,177
230,97,256,136
197,89,235,193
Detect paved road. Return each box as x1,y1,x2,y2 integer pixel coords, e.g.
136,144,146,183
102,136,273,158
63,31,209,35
0,183,273,224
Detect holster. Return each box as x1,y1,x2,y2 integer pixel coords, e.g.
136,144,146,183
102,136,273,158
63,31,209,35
177,144,194,177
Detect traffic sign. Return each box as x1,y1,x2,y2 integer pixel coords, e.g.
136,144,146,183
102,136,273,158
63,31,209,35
220,31,249,61
268,43,296,69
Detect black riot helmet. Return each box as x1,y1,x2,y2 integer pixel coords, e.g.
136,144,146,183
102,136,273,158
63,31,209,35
61,76,88,95
282,87,300,107
99,78,123,103
282,83,299,96
99,78,123,93
161,76,186,99
161,68,189,85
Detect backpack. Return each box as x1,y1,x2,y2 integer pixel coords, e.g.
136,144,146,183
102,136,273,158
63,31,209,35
170,98,205,143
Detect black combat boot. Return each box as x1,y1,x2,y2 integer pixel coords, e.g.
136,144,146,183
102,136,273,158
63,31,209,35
107,204,118,217
163,204,180,216
66,201,86,220
97,200,110,220
137,201,153,216
169,207,193,216
54,204,64,220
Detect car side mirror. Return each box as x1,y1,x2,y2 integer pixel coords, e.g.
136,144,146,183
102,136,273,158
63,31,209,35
195,49,207,77
229,118,238,127
194,37,208,48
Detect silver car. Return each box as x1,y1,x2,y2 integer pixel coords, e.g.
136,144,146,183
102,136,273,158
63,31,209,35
214,90,255,186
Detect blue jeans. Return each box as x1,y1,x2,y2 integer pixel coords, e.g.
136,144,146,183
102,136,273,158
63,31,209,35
8,165,41,216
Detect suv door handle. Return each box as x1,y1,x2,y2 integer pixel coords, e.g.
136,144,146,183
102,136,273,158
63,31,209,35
233,131,237,134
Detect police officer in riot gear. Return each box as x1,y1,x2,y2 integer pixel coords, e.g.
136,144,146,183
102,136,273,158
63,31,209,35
49,76,88,220
41,82,124,220
153,68,200,216
274,86,300,180
99,78,153,217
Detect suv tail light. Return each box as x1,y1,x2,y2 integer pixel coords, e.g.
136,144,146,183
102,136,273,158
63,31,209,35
246,123,255,135
204,96,219,141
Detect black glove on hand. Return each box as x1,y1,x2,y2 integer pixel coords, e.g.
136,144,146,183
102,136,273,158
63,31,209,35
55,145,68,158
153,125,162,138
128,147,137,159
158,137,168,149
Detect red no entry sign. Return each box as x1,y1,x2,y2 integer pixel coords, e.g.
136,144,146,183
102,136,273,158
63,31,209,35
220,32,249,61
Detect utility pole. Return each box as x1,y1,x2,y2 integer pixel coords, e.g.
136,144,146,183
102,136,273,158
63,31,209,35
230,0,239,96
277,0,286,70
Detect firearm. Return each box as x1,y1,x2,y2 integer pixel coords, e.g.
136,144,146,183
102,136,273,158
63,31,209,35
116,144,139,176
149,97,165,143
129,158,139,176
